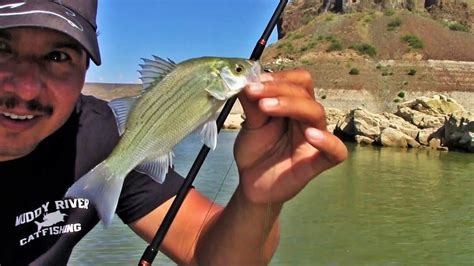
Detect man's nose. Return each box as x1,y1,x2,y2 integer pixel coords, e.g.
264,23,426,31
3,59,44,101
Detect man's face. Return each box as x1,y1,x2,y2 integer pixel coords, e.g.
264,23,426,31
0,27,88,161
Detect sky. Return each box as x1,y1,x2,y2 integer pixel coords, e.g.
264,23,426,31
85,0,283,84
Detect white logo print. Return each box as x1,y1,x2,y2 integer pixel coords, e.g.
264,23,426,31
0,3,26,9
34,210,67,231
16,199,89,246
0,2,84,31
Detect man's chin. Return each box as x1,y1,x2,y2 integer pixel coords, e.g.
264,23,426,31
0,142,38,161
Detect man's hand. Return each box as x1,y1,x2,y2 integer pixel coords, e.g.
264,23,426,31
235,68,348,204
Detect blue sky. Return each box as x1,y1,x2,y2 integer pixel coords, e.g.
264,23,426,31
86,0,283,84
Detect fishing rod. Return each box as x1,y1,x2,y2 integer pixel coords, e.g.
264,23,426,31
138,1,288,265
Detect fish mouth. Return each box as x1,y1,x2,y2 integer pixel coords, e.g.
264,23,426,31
248,60,262,83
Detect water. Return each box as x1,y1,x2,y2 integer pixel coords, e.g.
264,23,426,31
70,131,474,265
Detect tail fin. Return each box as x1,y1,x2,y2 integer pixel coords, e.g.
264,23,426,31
65,161,125,228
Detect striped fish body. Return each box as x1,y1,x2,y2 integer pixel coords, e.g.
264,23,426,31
65,56,261,227
109,59,228,173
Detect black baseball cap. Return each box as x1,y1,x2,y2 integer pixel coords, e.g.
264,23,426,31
0,0,101,65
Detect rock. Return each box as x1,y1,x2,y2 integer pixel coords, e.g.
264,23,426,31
429,138,448,151
416,128,440,145
336,110,356,137
443,110,474,152
326,107,346,126
382,112,420,139
355,135,375,145
396,106,445,129
460,132,474,152
223,114,245,130
225,93,473,152
353,108,382,138
398,94,465,116
327,124,337,134
378,128,420,148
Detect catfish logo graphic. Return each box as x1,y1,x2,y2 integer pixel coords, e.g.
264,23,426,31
34,210,67,231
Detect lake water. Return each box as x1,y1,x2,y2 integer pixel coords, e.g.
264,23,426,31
70,131,474,265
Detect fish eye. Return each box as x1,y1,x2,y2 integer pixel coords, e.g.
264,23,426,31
234,64,243,73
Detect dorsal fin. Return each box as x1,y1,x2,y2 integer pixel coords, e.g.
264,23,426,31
139,56,177,90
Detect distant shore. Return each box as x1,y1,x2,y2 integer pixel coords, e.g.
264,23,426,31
83,82,473,129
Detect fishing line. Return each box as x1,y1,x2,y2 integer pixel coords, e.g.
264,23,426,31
259,164,276,262
183,154,237,260
139,1,288,264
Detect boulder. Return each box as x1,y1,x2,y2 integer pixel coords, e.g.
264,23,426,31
377,128,420,148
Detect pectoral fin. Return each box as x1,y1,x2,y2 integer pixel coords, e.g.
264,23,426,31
108,96,139,135
200,119,218,150
134,152,174,183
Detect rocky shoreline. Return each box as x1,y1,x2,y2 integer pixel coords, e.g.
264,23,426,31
82,83,473,152
223,94,474,153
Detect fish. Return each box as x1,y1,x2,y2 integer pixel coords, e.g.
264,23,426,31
34,211,68,231
65,56,261,227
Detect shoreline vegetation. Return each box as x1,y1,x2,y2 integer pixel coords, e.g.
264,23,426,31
83,83,473,153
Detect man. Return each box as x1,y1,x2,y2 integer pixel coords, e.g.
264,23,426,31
0,0,348,265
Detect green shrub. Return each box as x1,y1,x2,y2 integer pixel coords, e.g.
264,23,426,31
325,35,337,42
350,43,377,57
277,42,295,53
407,69,417,75
448,22,470,32
397,91,406,98
381,69,393,76
327,41,343,52
387,18,402,31
349,68,360,75
319,35,343,52
288,32,306,40
325,14,334,21
302,14,313,25
401,34,424,49
300,41,317,52
384,9,395,16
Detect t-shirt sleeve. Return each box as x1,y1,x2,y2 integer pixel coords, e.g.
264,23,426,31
116,169,184,224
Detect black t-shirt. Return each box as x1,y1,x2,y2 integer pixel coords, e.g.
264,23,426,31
0,95,184,265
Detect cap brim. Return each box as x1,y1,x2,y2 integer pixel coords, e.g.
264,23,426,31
0,2,101,65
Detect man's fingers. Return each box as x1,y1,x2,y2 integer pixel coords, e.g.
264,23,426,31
257,96,327,130
245,72,314,102
238,94,270,130
305,127,348,169
238,68,316,130
264,69,314,98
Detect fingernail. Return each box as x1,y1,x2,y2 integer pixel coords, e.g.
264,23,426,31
262,98,279,107
260,73,274,82
248,82,264,92
307,128,324,141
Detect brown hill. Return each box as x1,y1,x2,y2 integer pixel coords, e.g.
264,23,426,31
265,9,474,61
261,8,473,112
